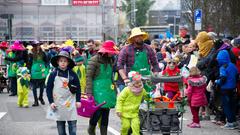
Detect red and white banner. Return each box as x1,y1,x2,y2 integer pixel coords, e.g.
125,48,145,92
72,0,100,6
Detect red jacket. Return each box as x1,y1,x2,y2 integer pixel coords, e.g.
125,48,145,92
231,47,240,73
185,75,208,107
162,66,180,92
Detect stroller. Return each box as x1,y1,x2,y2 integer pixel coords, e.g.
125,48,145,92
139,75,186,135
0,65,9,93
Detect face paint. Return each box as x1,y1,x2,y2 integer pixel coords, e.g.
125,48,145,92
168,62,176,70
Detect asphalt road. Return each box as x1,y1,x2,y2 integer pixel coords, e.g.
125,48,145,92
0,88,239,135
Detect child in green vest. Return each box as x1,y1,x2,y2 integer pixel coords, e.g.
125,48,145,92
73,55,86,93
116,71,147,135
17,67,30,108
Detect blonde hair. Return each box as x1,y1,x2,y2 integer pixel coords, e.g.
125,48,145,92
189,66,201,76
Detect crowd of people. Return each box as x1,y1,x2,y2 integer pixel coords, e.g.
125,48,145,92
0,27,240,135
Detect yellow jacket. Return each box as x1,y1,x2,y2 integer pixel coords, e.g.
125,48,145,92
116,87,147,118
73,65,86,93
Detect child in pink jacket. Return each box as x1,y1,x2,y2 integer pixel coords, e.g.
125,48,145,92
185,67,208,128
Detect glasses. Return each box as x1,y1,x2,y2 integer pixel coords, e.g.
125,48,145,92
168,62,176,65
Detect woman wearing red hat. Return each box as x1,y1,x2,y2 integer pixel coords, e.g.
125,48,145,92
86,40,119,135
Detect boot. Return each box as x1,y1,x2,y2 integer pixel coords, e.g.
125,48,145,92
39,98,45,105
100,126,108,135
88,125,96,135
32,101,39,107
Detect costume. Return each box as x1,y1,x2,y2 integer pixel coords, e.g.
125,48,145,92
162,60,180,99
5,40,25,96
46,51,80,135
86,40,119,135
73,55,86,93
17,67,30,107
30,40,49,106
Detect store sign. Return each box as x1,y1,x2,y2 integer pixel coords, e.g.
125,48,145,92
41,0,69,5
72,0,100,6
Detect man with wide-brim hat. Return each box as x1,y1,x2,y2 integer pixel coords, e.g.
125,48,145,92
117,27,160,85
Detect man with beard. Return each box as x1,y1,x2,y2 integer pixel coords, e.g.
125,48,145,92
117,27,160,84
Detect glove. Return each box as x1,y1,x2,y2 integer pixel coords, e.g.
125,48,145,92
68,83,78,94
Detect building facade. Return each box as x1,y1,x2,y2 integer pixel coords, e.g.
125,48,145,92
0,0,117,42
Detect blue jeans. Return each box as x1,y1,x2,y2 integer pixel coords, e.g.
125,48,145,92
221,90,236,123
56,120,77,135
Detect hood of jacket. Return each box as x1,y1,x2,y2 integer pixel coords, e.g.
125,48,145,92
217,50,231,66
188,75,207,87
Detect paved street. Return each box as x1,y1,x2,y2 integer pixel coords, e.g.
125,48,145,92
0,88,239,135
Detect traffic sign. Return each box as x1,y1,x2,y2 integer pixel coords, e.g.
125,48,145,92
194,9,202,30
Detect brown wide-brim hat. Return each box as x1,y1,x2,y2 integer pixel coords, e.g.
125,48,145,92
127,27,149,44
50,51,76,69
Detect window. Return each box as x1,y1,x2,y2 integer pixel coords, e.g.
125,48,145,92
16,27,33,36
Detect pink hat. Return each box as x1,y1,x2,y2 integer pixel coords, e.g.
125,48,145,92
98,40,119,54
0,41,9,49
10,40,25,51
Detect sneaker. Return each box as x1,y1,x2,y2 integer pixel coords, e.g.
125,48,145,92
233,122,238,127
221,122,236,130
188,123,201,128
32,101,39,107
187,122,194,127
23,105,29,108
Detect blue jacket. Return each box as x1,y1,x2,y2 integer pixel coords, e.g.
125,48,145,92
216,50,238,90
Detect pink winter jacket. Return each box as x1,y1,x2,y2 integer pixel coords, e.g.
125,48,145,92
185,75,208,107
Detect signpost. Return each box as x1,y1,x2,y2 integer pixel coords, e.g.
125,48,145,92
72,0,100,6
194,9,202,31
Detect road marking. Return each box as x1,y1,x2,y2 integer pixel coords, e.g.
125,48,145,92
108,126,120,135
0,112,7,119
179,117,188,121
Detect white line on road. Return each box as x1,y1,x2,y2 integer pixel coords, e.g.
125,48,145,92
108,126,120,135
0,112,7,120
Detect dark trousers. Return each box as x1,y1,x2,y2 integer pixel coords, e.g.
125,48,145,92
221,90,236,123
56,120,77,135
9,77,17,95
190,105,200,124
89,108,110,127
31,79,45,102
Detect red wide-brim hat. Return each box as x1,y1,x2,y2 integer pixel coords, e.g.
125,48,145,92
0,41,9,49
98,40,119,54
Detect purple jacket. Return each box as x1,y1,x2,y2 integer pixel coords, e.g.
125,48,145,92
185,75,208,107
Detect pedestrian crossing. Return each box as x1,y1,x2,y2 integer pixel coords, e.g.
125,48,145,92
0,112,6,120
